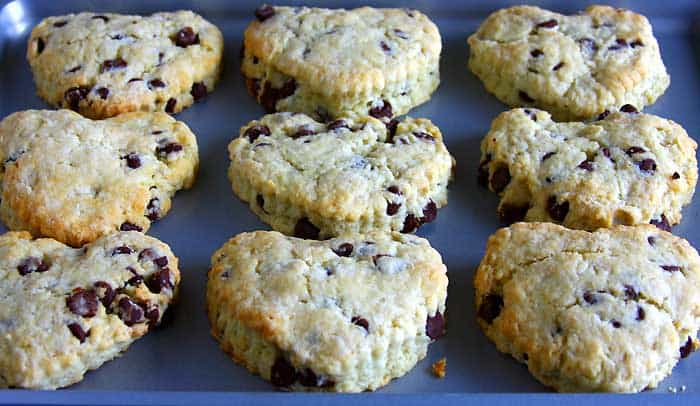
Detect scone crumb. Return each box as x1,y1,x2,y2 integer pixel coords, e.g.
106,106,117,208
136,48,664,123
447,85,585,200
431,357,447,378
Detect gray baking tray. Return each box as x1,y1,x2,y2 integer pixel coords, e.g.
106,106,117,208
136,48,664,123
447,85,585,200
1,0,700,404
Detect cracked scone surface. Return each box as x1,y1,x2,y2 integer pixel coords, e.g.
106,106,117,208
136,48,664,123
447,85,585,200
0,231,180,389
0,110,198,247
478,108,697,231
206,230,447,392
242,6,440,120
228,113,454,239
27,11,223,118
468,5,669,120
474,223,700,392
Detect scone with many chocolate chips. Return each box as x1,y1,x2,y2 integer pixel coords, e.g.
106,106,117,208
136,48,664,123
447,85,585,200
0,110,198,247
468,5,669,120
207,230,447,392
478,108,697,231
27,11,223,118
228,113,454,239
0,231,180,389
475,222,700,392
242,5,440,121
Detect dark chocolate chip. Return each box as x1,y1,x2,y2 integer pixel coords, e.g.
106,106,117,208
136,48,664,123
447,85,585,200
298,369,334,388
255,5,275,22
672,172,681,180
583,291,597,305
536,19,558,28
165,98,177,114
270,357,296,387
138,248,157,262
128,78,142,83
190,82,207,101
146,198,160,221
623,285,638,300
542,152,556,161
260,79,297,112
351,316,369,332
611,320,622,328
630,39,644,48
92,15,109,23
93,281,115,307
413,131,434,142
156,141,183,157
112,245,133,256
17,257,49,276
68,65,82,73
648,236,656,246
294,217,320,239
145,305,160,327
597,110,610,120
680,336,694,358
601,147,612,159
519,91,535,103
547,196,569,222
490,166,511,193
578,159,594,171
387,185,401,195
101,58,127,72
148,79,166,89
333,243,353,257
426,312,445,340
626,146,645,155
67,323,89,343
64,86,91,110
122,152,141,169
638,159,656,173
369,100,393,119
498,203,528,225
620,104,638,113
661,265,681,273
530,49,544,57
386,202,401,216
380,41,391,53
327,119,349,131
118,297,145,326
36,38,45,54
608,38,628,51
401,214,420,233
67,289,98,317
244,125,271,142
54,21,68,27
292,125,315,138
636,306,645,321
174,27,199,48
154,256,168,268
552,62,565,71
147,268,174,294
120,222,143,232
650,215,671,232
477,294,503,323
386,118,399,141
421,200,437,223
96,87,109,100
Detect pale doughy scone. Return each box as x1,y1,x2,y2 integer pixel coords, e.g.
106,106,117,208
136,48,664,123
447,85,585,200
27,11,223,118
207,230,447,392
475,223,700,392
468,5,670,120
242,5,441,121
0,231,180,389
478,108,697,231
228,113,454,239
0,110,198,247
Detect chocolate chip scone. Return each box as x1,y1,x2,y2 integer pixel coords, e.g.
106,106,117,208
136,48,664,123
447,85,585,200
0,110,198,247
242,5,441,121
228,113,454,239
27,11,223,118
0,231,180,389
468,5,670,120
475,222,700,392
207,230,447,392
478,108,697,231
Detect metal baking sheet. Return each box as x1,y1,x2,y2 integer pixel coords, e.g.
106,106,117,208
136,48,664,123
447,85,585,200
1,0,700,404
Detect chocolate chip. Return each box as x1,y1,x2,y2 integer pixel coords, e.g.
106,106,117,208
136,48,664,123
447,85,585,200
578,160,594,171
120,222,143,232
498,203,528,224
110,34,124,40
138,248,157,262
542,152,556,161
680,336,694,358
380,41,391,53
393,29,409,39
490,166,511,193
93,281,115,307
413,131,435,142
270,357,296,387
623,285,638,300
608,38,628,51
190,82,207,101
421,200,437,223
112,245,133,256
156,142,183,157
67,323,89,343
298,369,334,388
536,19,558,28
118,297,144,326
530,49,544,57
96,87,109,99
36,38,45,54
583,291,597,305
626,146,645,155
333,243,353,257
351,316,369,332
244,125,271,143
260,79,297,112
67,289,98,317
165,98,177,114
401,214,420,233
122,152,141,169
53,21,68,27
386,202,401,216
101,58,127,72
630,39,644,48
146,198,160,221
386,118,399,141
597,110,610,120
68,65,81,73
292,125,315,138
145,305,160,328
64,86,91,110
552,62,565,71
661,265,681,273
255,5,275,22
294,217,320,239
547,196,569,222
327,120,349,131
650,215,671,232
369,100,393,119
477,294,503,323
17,257,49,276
426,312,445,340
127,271,143,286
620,104,638,113
128,78,142,83
387,185,401,195
174,27,199,47
636,306,645,321
148,79,166,89
672,172,681,180
648,236,656,246
611,320,622,328
601,147,612,159
92,15,109,23
638,159,657,173
154,256,168,268
519,91,535,103
147,268,174,294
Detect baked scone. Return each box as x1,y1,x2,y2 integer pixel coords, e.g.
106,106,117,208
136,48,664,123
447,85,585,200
242,5,441,121
27,11,223,118
475,222,700,392
478,108,697,231
0,110,198,247
468,5,670,120
228,113,454,239
0,231,180,389
207,230,447,392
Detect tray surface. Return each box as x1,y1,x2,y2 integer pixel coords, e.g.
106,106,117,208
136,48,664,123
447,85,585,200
1,0,700,403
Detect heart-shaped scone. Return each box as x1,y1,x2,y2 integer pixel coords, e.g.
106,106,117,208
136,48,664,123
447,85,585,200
0,110,198,247
228,113,454,239
242,5,441,120
27,11,223,119
207,231,447,392
0,231,180,389
468,5,669,120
